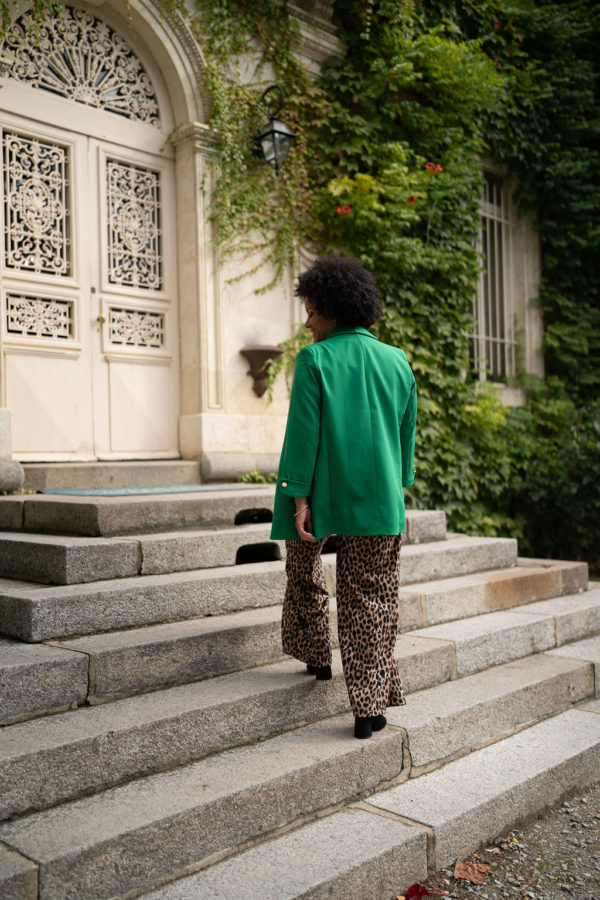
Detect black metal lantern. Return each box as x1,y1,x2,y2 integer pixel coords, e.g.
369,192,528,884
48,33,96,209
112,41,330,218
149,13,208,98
256,85,296,176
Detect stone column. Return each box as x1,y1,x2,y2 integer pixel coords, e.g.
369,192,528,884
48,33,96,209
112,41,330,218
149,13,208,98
171,122,225,466
0,409,24,492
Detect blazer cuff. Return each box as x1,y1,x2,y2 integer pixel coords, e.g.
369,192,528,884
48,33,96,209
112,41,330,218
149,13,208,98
402,467,416,488
277,476,312,497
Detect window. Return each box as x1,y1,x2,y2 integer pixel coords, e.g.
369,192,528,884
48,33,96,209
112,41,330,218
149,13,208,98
470,173,518,383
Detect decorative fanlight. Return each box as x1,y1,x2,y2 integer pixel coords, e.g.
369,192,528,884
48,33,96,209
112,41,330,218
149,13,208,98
255,84,296,176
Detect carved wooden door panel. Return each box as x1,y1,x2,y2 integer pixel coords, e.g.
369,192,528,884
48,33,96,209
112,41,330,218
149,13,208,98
91,141,179,458
1,119,96,459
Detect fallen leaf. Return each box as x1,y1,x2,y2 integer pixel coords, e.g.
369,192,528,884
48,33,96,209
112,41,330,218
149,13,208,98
485,848,501,854
454,860,493,885
473,853,483,860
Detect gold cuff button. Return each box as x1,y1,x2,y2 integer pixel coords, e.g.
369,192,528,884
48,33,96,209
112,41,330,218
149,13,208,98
281,481,288,487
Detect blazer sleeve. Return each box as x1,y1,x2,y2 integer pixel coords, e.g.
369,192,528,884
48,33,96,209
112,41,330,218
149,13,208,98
276,347,321,497
400,377,417,487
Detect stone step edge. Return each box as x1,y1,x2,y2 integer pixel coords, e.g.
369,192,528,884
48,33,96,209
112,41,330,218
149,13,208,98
0,646,594,823
0,714,409,899
0,508,446,586
2,690,597,900
0,534,511,597
0,536,521,642
0,638,448,819
22,461,202,492
0,486,278,537
1,565,593,728
57,578,600,706
140,705,600,900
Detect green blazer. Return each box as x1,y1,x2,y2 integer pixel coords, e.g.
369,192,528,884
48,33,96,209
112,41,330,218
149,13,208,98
270,326,417,540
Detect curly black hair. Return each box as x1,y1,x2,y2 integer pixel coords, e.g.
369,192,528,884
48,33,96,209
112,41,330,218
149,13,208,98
295,255,382,328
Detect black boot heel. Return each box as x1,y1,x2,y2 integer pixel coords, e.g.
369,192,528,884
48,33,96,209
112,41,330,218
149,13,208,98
314,664,332,680
354,716,372,739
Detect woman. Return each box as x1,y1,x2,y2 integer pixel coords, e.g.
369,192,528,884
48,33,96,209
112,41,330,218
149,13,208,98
270,255,417,739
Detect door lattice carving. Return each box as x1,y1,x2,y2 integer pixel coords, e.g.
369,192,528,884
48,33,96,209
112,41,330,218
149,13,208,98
2,131,70,276
106,160,162,290
1,6,160,127
108,307,165,349
6,294,74,340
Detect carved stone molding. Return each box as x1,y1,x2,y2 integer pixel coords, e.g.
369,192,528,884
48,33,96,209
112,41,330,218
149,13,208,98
288,1,345,72
170,121,218,156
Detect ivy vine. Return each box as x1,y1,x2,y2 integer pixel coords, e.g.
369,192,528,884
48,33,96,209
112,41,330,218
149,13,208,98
1,0,597,571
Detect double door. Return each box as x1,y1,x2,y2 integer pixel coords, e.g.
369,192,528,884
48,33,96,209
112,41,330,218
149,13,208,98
1,114,179,460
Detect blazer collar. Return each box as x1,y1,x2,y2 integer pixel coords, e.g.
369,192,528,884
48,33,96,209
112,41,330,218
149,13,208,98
325,326,377,340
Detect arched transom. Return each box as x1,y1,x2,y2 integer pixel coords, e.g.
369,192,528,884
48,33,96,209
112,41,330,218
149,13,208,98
1,5,161,127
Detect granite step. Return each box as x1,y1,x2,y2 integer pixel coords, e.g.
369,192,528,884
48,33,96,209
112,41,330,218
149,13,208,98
0,510,447,586
0,485,277,536
22,460,202,492
0,639,88,727
2,573,596,727
0,842,37,900
54,579,600,704
548,632,600,693
0,536,518,642
366,704,600,872
0,636,450,819
150,706,600,900
0,524,282,585
0,653,594,898
398,557,588,627
411,586,600,676
0,643,592,822
0,715,408,899
144,807,428,900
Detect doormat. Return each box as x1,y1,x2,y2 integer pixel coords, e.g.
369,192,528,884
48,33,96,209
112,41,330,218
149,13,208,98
40,484,272,497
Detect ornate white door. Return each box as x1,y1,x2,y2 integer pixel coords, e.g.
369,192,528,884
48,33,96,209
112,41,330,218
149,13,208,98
91,140,178,459
0,4,180,461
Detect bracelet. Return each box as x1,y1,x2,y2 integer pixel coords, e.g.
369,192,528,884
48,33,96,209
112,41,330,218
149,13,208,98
294,504,309,519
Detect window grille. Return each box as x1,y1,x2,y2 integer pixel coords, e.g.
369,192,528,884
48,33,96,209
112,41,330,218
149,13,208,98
108,306,165,349
106,160,163,291
5,294,74,340
469,174,517,382
2,131,71,276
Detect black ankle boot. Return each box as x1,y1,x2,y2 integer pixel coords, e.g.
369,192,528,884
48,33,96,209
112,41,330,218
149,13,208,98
306,663,332,680
354,716,372,739
354,714,387,739
314,664,332,680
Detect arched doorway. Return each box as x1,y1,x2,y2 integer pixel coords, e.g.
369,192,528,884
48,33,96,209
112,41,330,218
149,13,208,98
0,3,179,460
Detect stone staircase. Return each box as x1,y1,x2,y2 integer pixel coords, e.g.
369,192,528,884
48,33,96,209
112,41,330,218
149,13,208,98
0,486,599,899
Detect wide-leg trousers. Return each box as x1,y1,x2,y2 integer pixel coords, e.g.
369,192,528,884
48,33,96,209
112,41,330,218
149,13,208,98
282,534,406,717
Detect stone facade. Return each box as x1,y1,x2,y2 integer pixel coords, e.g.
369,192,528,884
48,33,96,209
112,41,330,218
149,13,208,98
0,0,540,489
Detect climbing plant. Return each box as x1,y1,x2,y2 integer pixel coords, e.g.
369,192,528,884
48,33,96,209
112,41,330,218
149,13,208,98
1,0,597,570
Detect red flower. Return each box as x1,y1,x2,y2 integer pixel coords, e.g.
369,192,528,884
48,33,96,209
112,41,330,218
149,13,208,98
434,164,443,175
408,195,417,204
493,20,502,30
425,162,435,170
342,205,351,214
335,206,342,215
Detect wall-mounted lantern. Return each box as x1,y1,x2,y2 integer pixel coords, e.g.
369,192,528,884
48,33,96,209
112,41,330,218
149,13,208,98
255,84,296,176
240,345,283,398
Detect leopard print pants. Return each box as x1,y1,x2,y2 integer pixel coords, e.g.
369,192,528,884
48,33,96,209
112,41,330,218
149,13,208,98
282,534,406,717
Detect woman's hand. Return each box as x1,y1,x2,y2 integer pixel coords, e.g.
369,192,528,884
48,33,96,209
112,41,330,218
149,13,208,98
295,499,317,542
